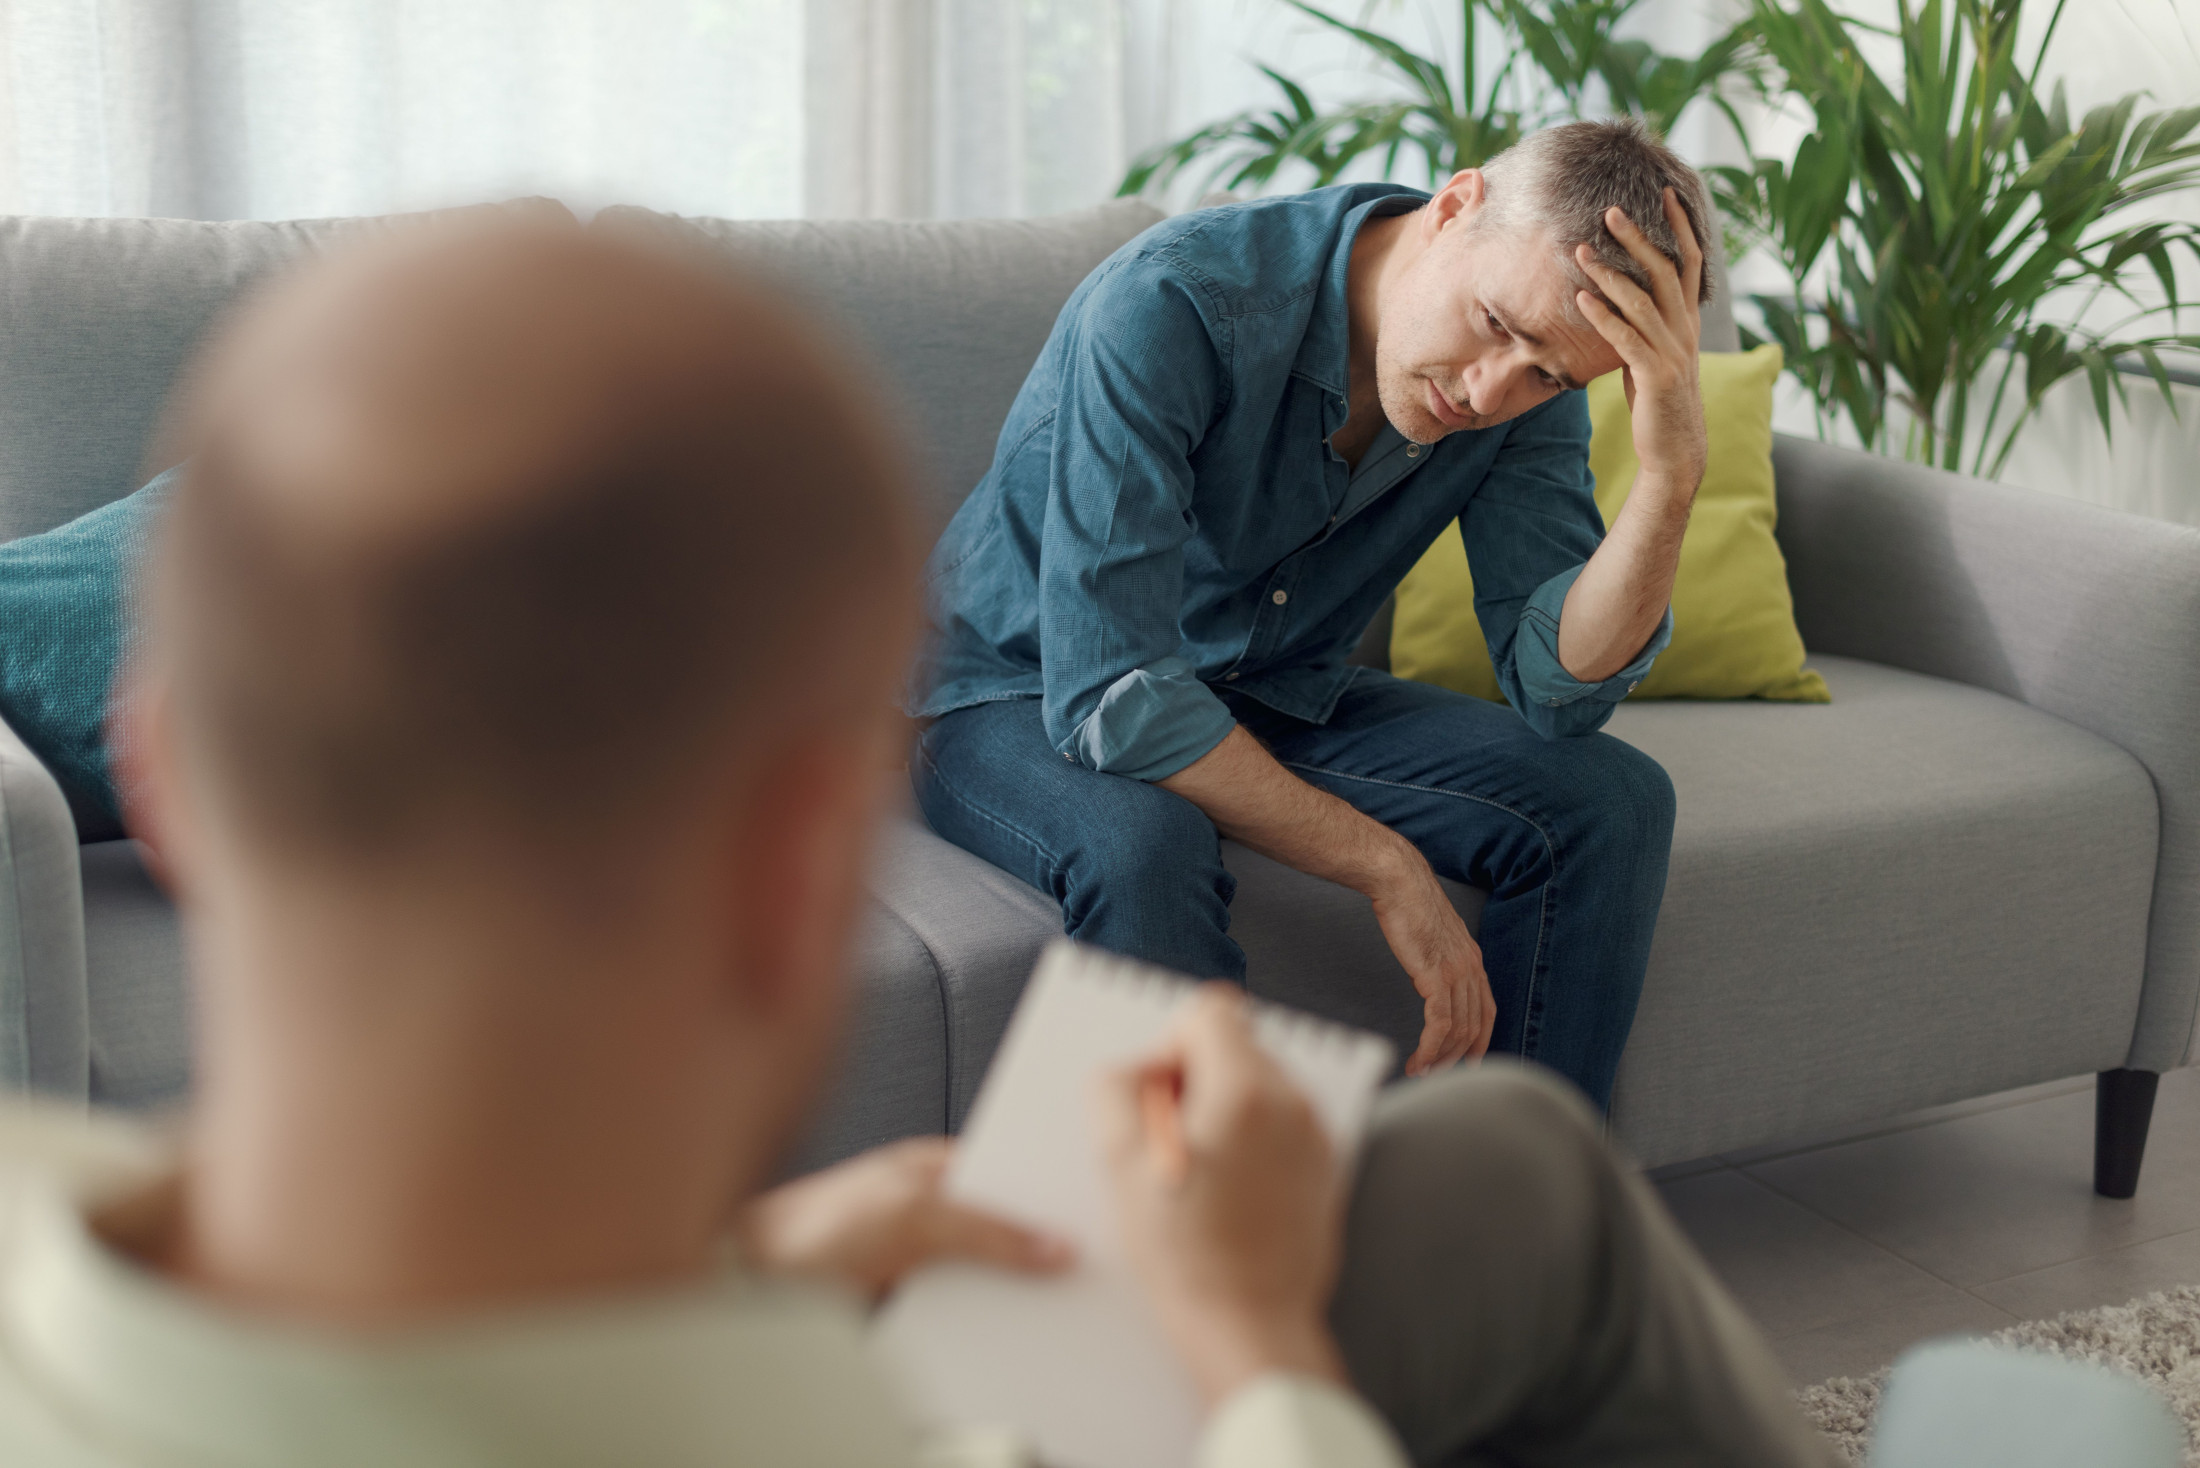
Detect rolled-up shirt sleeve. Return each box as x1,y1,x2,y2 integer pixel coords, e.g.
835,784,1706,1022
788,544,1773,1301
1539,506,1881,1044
1038,258,1236,781
1195,1374,1411,1468
1463,391,1670,740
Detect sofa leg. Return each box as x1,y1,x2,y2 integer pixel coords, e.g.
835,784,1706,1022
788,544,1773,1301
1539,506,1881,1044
2095,1069,2160,1199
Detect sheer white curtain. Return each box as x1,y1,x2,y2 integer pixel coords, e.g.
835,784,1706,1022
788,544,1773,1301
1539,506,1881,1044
0,0,1134,221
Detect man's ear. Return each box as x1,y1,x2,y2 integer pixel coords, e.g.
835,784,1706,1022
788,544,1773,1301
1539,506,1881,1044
1426,168,1489,237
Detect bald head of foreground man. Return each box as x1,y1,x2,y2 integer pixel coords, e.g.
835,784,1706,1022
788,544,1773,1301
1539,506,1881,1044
127,220,930,1315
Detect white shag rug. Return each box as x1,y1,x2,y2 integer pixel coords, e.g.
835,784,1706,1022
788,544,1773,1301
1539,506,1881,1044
1798,1284,2200,1464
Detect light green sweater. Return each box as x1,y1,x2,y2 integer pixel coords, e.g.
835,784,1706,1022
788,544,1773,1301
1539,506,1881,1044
0,1104,1406,1468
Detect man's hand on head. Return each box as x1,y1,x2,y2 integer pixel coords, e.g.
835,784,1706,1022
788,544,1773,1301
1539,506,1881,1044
1572,187,1709,502
738,1137,1072,1302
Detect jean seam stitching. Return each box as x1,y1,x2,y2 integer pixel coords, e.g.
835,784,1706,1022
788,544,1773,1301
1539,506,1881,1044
915,744,1067,903
1277,761,1556,1060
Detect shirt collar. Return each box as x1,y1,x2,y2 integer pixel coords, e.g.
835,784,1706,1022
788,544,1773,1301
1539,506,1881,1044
1289,184,1431,401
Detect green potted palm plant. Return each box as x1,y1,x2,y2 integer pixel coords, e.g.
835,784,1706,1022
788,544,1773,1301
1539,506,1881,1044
1118,0,1756,195
1716,0,2200,475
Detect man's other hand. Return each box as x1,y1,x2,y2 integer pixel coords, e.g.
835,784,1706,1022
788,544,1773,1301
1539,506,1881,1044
1099,987,1351,1406
739,1137,1073,1301
1158,725,1493,1077
1371,848,1496,1075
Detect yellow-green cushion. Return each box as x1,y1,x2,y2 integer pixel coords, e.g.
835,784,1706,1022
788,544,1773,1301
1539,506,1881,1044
1391,344,1829,704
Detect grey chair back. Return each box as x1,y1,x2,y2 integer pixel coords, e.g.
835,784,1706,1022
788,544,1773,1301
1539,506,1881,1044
597,200,1163,535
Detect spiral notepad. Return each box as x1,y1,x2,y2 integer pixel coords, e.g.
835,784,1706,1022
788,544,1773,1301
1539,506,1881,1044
872,939,1396,1468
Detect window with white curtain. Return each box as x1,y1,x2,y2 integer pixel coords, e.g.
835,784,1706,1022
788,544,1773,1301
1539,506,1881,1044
0,0,1541,223
0,0,1762,225
5,0,2197,518
0,0,1147,221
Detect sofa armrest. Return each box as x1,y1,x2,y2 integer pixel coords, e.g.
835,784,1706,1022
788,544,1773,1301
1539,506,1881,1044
0,709,89,1096
1772,433,2200,1071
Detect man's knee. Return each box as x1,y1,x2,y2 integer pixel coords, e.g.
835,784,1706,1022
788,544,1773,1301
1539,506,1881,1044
1057,784,1229,908
1587,736,1676,845
1333,1062,1622,1388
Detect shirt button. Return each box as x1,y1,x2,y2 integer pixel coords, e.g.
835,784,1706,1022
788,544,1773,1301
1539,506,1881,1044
1271,589,1288,605
1064,751,1074,761
1627,680,1641,692
1406,444,1422,458
1224,672,1240,682
1328,515,1338,525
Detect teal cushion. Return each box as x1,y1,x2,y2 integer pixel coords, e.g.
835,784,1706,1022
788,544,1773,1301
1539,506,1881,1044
0,466,177,835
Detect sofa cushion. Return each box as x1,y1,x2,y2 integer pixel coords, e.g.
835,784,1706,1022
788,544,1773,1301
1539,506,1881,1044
0,467,178,840
0,216,376,543
862,657,2157,1170
1392,345,1829,704
1604,653,2158,1165
595,200,1163,533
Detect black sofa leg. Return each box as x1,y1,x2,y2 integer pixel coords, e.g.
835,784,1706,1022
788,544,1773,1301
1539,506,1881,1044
2095,1069,2160,1199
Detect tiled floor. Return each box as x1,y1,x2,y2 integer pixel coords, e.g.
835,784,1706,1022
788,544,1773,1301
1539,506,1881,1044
1652,1067,2200,1386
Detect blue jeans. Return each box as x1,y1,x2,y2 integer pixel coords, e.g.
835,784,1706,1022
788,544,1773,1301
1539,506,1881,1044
912,670,1675,1109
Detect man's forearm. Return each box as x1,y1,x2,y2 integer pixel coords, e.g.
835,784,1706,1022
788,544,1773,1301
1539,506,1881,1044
1163,724,1493,1074
1555,471,1693,684
1158,726,1411,897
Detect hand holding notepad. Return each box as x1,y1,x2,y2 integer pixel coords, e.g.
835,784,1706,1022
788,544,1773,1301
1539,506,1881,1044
874,941,1395,1468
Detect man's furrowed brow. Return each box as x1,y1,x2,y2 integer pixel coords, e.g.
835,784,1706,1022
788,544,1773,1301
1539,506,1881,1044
1494,307,1584,390
1493,305,1545,349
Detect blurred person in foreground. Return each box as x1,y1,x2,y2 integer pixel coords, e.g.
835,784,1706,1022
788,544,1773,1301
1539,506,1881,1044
0,220,1835,1468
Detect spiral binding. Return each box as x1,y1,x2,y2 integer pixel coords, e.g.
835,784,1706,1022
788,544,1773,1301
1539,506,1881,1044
1033,939,1395,1072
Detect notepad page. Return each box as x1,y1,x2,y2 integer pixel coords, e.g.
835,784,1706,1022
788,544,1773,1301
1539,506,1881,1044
872,940,1395,1468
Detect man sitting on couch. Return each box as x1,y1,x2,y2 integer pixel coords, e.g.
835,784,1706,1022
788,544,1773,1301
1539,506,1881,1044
0,218,1833,1467
912,119,1708,1104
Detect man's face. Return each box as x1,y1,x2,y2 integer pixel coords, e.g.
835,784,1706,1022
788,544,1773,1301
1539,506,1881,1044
1375,215,1624,444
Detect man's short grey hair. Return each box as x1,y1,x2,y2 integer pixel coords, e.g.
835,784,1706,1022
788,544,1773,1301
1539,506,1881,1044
1475,117,1716,314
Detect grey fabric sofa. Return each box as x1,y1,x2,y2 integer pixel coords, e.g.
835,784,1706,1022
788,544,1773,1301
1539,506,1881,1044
3,203,2197,1190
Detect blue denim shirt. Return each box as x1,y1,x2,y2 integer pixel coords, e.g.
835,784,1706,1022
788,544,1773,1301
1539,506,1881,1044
911,183,1671,781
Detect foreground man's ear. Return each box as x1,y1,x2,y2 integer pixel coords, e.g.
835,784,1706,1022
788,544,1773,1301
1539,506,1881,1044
718,723,894,1023
109,662,183,896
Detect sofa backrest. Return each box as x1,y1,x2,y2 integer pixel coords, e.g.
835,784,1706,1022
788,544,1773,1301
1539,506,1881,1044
0,200,1162,547
0,215,374,542
598,200,1163,535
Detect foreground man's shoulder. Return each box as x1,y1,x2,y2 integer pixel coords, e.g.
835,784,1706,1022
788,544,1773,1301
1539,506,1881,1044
0,1102,169,1467
0,1373,126,1467
0,1100,166,1199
